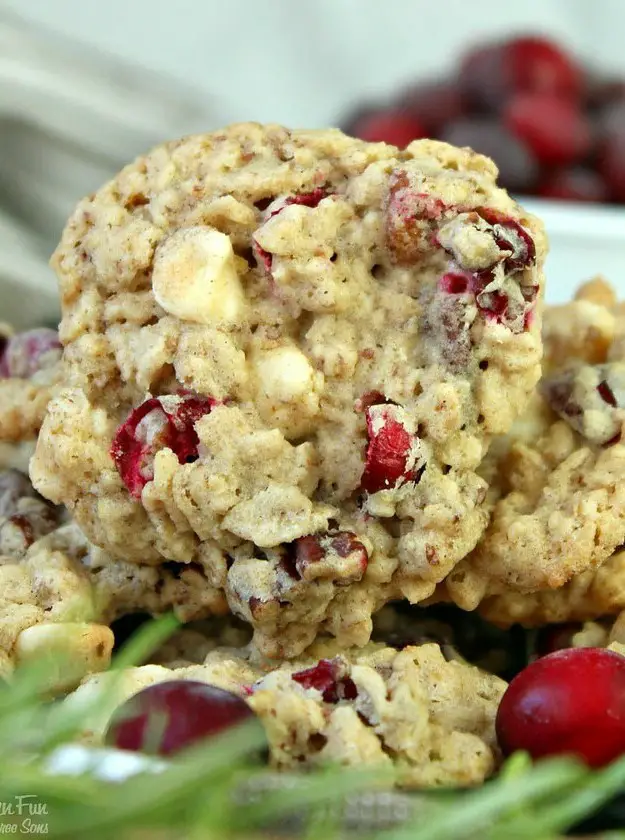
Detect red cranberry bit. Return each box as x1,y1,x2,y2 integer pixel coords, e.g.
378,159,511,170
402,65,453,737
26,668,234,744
598,380,618,407
361,404,425,494
538,168,608,203
496,648,625,768
505,93,592,166
0,328,62,379
385,171,451,264
350,109,427,148
438,269,525,333
290,531,369,584
111,394,216,498
253,189,329,272
105,680,257,757
477,208,536,271
355,391,388,413
439,273,470,295
441,119,538,192
292,659,358,703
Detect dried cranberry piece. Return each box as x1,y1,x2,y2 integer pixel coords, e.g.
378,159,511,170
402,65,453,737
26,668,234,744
355,391,390,413
111,394,217,498
439,273,470,295
292,658,357,703
0,328,62,379
288,531,369,584
598,380,618,407
542,364,625,446
361,404,425,494
253,189,329,272
476,208,536,271
385,170,451,264
438,270,521,332
496,648,625,768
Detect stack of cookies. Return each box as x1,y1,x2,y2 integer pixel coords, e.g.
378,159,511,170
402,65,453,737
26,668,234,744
2,124,624,787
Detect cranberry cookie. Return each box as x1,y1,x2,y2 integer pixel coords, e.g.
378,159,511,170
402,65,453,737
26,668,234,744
31,123,546,657
0,325,63,443
445,280,625,612
68,640,506,788
0,467,229,687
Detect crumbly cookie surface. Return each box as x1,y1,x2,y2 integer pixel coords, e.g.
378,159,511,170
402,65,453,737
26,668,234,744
31,123,546,657
445,279,625,612
67,639,506,788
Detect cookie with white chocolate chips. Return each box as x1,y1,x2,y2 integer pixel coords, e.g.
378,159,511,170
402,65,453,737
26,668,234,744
0,468,229,688
67,640,506,788
0,324,63,443
443,279,625,613
31,123,546,658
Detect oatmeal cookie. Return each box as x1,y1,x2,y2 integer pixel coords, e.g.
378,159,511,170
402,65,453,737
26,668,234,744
0,467,228,686
31,123,546,657
0,326,63,443
67,640,506,788
444,280,625,611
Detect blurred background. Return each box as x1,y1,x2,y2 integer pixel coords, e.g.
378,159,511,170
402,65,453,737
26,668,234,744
1,0,624,324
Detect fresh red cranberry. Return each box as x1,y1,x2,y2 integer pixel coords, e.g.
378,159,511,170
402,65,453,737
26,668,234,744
289,531,369,583
111,394,217,498
0,328,61,379
496,648,625,768
538,168,608,203
105,680,257,756
505,93,592,166
350,109,427,148
292,659,358,703
398,80,464,134
441,119,538,192
253,189,329,271
361,404,425,494
461,36,582,111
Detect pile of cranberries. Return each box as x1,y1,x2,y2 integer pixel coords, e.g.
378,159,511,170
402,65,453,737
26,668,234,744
344,34,625,203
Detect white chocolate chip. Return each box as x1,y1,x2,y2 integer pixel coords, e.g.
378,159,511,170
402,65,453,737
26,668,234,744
15,622,114,692
152,226,246,325
252,344,323,437
254,346,316,402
